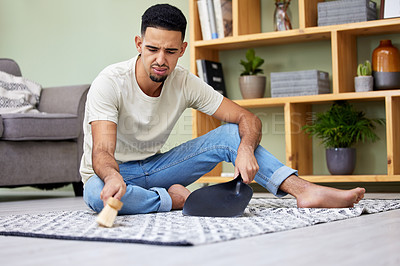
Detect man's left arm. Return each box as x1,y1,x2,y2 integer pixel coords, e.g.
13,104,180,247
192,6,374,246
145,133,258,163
212,97,262,183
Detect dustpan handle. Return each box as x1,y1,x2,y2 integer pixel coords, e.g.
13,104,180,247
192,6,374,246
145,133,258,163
235,174,243,195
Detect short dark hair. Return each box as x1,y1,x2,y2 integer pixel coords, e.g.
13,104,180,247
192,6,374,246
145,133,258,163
141,4,187,41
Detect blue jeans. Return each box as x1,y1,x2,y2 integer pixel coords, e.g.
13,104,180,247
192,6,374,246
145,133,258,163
84,123,297,215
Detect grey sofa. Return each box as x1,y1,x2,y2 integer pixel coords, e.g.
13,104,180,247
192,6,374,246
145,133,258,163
0,58,90,196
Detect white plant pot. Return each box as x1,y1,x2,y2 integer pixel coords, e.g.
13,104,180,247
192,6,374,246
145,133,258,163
239,75,266,99
354,76,373,92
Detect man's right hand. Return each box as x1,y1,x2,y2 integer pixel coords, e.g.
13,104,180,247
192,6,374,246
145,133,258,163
100,174,126,206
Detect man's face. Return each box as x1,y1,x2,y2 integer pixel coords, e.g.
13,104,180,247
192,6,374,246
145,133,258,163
135,27,187,83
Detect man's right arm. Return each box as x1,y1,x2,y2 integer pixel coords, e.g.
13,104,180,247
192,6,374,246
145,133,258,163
91,120,126,206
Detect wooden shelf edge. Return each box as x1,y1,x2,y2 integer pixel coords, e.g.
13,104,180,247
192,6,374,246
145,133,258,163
195,175,400,184
193,19,400,50
193,28,331,50
302,175,400,183
232,90,400,108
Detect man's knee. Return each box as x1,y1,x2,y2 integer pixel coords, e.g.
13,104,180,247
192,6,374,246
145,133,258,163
215,123,240,145
83,176,105,213
219,123,239,133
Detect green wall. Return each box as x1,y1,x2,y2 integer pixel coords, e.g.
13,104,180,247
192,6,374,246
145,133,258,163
0,0,398,178
0,0,193,150
0,0,190,87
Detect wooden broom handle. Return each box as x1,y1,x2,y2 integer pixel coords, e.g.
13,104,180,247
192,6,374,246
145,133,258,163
106,197,123,211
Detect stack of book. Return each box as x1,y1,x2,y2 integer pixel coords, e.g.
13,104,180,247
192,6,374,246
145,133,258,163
270,70,330,98
318,0,377,26
197,0,232,40
196,59,227,97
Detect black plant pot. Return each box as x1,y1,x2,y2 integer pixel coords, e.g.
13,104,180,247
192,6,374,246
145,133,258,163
326,148,356,175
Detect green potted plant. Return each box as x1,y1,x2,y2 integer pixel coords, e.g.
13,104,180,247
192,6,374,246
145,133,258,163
302,101,385,175
239,48,266,99
355,60,373,92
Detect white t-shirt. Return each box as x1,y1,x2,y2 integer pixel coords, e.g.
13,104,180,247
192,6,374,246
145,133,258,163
80,56,224,184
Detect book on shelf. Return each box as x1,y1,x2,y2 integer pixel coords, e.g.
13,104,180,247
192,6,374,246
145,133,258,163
207,0,219,39
197,0,232,40
382,0,400,19
213,0,224,38
196,59,227,97
197,0,212,40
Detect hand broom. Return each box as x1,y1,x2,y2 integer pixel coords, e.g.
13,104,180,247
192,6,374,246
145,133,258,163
96,197,123,228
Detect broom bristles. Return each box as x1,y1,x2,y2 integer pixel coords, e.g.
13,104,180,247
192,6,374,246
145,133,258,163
96,197,123,228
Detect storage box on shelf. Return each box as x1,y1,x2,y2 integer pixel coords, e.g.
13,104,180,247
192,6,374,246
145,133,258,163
189,0,400,183
270,70,330,97
317,0,378,26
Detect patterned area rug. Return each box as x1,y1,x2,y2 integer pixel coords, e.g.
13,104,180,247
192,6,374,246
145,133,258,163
1,198,399,246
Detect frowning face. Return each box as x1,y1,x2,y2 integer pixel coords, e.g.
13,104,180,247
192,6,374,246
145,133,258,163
135,27,187,83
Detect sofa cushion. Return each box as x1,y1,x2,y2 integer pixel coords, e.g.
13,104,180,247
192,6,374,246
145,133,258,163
0,70,42,114
0,113,79,141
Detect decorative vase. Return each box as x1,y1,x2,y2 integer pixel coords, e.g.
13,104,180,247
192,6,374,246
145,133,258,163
354,76,373,92
273,1,292,31
372,39,400,90
239,75,266,99
326,148,356,175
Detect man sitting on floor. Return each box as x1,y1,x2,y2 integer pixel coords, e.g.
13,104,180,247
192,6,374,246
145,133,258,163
80,4,365,215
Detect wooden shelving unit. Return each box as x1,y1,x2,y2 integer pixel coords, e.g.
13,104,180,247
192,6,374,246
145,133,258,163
189,0,400,183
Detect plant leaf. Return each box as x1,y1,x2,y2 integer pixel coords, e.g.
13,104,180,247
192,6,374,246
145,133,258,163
252,57,264,71
246,48,255,62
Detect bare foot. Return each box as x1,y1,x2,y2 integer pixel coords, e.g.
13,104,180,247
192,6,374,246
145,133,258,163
296,184,366,208
280,175,365,208
168,184,191,210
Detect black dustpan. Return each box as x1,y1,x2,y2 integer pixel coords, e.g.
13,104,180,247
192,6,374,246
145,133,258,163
182,175,253,217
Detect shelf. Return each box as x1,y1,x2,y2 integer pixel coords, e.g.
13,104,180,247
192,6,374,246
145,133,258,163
193,28,331,50
336,18,400,35
234,90,400,109
190,0,400,184
196,175,400,184
193,19,400,51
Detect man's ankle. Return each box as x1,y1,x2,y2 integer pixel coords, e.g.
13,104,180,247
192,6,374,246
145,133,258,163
168,184,190,210
279,174,312,199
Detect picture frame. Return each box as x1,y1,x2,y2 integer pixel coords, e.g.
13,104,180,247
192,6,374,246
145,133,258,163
381,0,400,19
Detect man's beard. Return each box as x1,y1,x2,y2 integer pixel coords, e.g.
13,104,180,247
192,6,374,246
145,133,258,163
149,63,169,83
149,74,168,83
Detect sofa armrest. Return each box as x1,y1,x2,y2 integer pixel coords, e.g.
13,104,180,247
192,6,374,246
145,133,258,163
0,115,3,137
38,84,90,115
38,84,90,168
